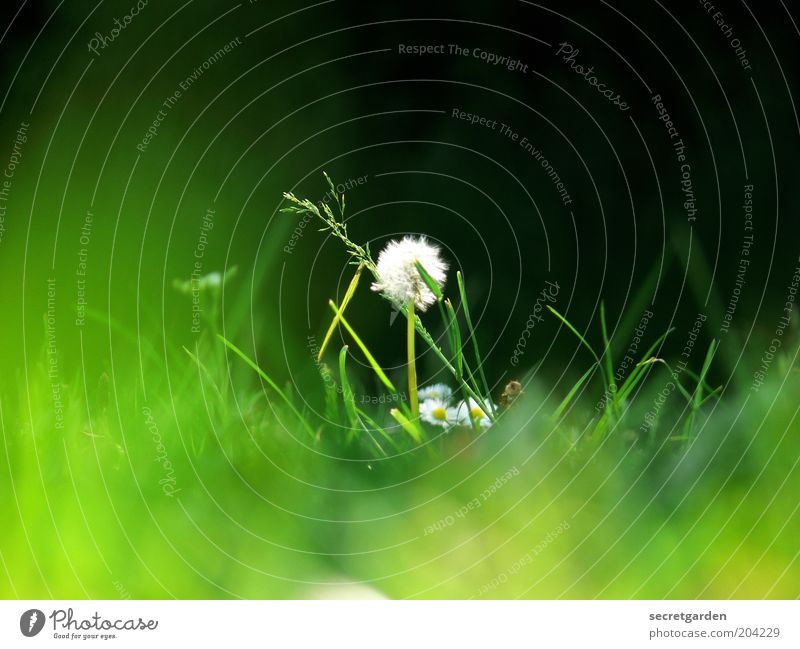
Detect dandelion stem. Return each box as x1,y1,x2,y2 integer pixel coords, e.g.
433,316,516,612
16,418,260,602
408,298,419,417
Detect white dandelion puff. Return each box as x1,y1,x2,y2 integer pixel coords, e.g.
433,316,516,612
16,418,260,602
456,398,495,429
417,383,453,402
370,236,448,312
419,397,460,428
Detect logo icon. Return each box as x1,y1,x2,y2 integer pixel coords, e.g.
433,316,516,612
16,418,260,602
20,609,45,637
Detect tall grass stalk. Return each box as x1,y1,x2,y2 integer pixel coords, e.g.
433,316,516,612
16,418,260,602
217,334,316,440
407,299,419,417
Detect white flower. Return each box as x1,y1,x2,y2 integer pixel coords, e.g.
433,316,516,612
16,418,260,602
197,271,222,289
418,383,453,402
419,397,459,428
371,235,448,311
456,398,494,429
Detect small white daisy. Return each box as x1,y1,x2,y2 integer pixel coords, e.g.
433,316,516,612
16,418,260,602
456,398,494,429
419,397,459,428
370,235,448,312
418,383,453,402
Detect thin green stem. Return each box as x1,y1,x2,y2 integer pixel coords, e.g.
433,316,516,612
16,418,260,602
217,335,316,440
318,263,364,362
600,302,618,420
408,299,419,417
328,301,396,393
548,304,610,399
413,314,494,421
390,407,423,444
458,271,494,415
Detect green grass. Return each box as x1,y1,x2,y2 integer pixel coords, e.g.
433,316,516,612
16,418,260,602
2,287,798,599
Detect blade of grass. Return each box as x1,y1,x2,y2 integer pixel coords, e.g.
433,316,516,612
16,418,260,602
444,297,485,430
697,387,722,407
338,346,359,441
321,362,340,422
414,260,443,301
684,339,719,437
615,328,675,404
217,335,316,440
461,356,489,409
317,263,364,361
600,302,618,418
594,328,675,439
548,305,609,413
552,364,597,421
457,271,494,415
328,300,397,393
683,367,719,399
390,407,423,444
698,342,722,408
444,298,464,380
416,260,462,393
356,407,402,453
407,299,419,417
402,307,493,420
639,357,694,403
443,298,482,403
547,305,602,367
357,417,388,457
183,345,224,404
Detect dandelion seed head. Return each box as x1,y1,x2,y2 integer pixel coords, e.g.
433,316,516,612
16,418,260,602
370,236,447,311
